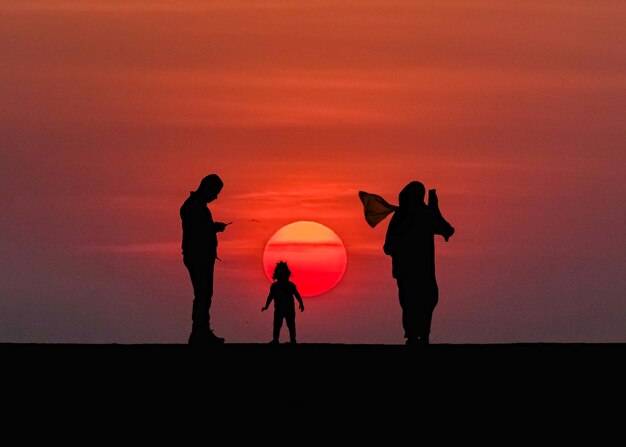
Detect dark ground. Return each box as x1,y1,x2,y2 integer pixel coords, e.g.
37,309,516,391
3,343,624,436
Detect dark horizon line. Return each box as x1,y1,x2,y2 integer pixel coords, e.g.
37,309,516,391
2,341,624,347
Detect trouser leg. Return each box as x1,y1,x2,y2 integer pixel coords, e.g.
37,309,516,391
273,314,283,341
285,314,296,342
398,279,417,341
185,258,214,341
416,282,438,343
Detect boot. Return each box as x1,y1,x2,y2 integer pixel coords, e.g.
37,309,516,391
206,329,225,344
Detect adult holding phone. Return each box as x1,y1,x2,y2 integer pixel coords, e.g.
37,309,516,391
358,181,455,346
383,182,455,346
180,174,230,345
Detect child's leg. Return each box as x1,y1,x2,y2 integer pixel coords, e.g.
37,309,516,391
272,313,283,342
285,315,296,343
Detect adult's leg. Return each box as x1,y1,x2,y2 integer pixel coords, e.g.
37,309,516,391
398,278,418,343
416,281,438,344
185,257,214,343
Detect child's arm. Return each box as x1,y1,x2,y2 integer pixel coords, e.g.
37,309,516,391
261,290,274,312
294,288,304,312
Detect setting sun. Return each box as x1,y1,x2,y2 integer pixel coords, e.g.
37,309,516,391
262,221,348,297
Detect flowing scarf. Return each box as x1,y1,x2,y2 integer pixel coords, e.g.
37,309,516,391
358,191,398,228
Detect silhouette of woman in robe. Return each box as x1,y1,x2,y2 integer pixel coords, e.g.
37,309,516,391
360,181,454,345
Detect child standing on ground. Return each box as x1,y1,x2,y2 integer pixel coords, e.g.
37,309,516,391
261,261,304,344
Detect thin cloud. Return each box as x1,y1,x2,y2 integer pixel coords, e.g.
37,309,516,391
265,242,345,248
232,184,359,201
83,242,179,255
0,1,301,13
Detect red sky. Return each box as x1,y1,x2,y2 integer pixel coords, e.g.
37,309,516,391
1,1,625,344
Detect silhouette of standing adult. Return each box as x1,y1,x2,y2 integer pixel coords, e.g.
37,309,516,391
384,182,454,345
360,182,454,346
180,174,229,345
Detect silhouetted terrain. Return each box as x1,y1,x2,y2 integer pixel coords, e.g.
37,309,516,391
3,342,625,437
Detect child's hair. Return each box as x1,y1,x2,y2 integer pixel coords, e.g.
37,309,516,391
272,261,291,281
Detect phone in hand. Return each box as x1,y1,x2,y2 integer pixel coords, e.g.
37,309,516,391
428,189,437,204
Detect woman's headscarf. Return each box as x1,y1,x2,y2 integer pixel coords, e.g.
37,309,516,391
359,181,425,228
358,191,398,228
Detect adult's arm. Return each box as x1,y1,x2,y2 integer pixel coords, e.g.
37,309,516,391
429,192,455,241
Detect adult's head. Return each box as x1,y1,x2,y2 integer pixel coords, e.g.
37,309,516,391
398,181,426,209
197,174,223,203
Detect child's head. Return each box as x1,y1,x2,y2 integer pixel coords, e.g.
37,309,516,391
272,261,291,281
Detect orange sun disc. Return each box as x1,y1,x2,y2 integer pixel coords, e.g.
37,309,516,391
262,221,348,297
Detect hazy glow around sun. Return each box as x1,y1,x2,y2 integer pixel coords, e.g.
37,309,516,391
262,221,348,297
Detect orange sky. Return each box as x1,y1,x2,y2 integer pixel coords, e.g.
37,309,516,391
1,1,624,343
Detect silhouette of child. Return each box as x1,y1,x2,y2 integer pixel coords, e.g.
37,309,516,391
261,261,304,344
